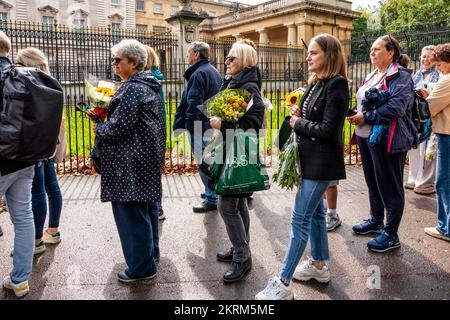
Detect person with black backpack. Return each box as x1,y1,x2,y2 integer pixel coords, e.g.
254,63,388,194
0,31,36,298
15,48,64,255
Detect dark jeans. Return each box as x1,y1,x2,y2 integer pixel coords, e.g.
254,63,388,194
32,159,63,239
112,201,159,278
358,136,407,235
189,129,218,205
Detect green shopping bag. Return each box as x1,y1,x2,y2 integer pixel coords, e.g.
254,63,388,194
213,131,270,195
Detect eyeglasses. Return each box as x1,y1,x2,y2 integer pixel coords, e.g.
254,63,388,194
225,56,237,63
111,57,123,64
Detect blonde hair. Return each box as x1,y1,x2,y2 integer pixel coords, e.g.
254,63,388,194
228,42,257,70
17,47,50,74
237,38,257,50
144,45,160,69
0,31,11,55
308,34,347,85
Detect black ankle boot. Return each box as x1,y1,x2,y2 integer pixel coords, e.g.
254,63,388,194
223,258,252,283
217,248,233,262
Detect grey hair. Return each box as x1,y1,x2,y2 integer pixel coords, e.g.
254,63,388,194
188,41,210,60
111,39,148,71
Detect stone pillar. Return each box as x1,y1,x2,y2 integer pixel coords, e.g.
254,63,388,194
297,18,314,56
256,28,269,45
284,23,297,46
166,1,206,63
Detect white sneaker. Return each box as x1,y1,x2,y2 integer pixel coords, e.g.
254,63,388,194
255,276,294,300
326,214,342,231
2,275,30,297
293,257,330,283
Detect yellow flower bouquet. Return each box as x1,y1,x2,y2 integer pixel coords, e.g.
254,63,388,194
204,89,252,122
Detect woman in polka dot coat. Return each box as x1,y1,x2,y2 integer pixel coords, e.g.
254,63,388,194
95,39,166,282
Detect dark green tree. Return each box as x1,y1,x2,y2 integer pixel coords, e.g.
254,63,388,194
380,0,450,32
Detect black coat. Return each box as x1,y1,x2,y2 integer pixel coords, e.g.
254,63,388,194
219,66,265,134
219,66,266,198
294,75,349,181
95,72,166,202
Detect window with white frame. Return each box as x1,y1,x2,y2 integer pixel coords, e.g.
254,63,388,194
111,22,121,30
43,16,54,25
153,26,166,33
73,19,85,29
0,12,8,22
136,0,145,11
171,5,178,15
136,24,147,34
42,16,54,31
111,0,120,5
154,3,163,14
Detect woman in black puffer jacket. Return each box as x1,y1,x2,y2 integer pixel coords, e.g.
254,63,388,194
209,42,265,283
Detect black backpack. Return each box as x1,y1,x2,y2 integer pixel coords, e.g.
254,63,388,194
0,65,64,161
411,90,432,143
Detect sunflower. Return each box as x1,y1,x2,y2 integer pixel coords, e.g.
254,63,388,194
285,89,305,107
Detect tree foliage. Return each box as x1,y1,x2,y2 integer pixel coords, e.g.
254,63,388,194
379,0,450,32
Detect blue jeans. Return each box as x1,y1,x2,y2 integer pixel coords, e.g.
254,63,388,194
190,131,218,205
112,201,158,278
32,159,63,239
0,166,35,283
280,179,331,281
436,134,450,237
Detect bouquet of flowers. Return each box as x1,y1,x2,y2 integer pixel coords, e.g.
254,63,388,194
285,88,304,108
273,88,305,190
203,89,252,122
81,74,120,123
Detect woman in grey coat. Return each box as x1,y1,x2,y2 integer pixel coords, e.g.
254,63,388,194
95,39,166,282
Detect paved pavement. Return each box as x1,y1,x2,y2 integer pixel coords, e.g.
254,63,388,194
0,165,449,300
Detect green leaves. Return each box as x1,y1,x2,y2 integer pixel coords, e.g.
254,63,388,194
273,132,301,191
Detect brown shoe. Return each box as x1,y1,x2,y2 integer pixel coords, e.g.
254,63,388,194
413,186,436,195
404,182,415,190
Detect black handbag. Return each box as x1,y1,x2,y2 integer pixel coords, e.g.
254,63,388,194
275,116,292,151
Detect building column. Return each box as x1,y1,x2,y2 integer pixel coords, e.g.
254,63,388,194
284,23,297,46
297,17,314,56
256,28,269,45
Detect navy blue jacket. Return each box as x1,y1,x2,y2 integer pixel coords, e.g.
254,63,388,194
173,59,222,132
363,63,418,154
95,72,166,202
0,56,37,176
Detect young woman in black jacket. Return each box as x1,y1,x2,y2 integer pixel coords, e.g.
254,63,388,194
209,42,265,283
256,34,349,300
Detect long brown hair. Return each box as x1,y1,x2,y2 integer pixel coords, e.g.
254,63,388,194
308,33,348,85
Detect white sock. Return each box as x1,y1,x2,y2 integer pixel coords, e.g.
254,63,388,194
327,209,337,217
323,199,327,210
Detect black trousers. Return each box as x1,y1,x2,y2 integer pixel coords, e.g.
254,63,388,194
357,136,407,235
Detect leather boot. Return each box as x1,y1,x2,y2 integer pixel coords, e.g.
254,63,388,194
217,247,233,262
223,257,252,283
